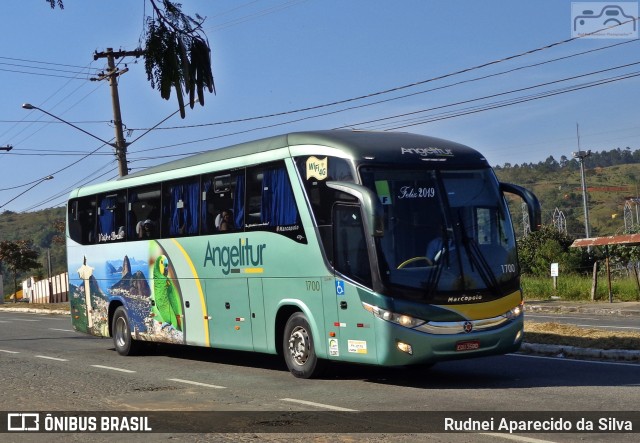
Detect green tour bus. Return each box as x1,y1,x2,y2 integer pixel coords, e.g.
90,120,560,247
66,130,540,378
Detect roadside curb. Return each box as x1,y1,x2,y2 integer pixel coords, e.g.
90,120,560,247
0,307,69,315
520,342,640,363
526,304,640,318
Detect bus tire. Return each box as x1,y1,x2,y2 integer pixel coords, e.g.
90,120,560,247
112,306,142,356
283,312,325,379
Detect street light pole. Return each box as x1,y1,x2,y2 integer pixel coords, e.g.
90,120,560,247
0,175,54,209
573,150,592,239
21,103,128,176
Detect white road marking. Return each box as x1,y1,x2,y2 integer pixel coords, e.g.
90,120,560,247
49,328,75,333
482,432,558,443
168,378,226,389
0,349,20,354
35,355,69,362
280,398,358,412
91,365,136,373
12,319,40,322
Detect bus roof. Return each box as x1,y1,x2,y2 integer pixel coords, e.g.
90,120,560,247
120,130,487,181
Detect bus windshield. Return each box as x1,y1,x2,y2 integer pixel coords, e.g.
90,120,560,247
360,167,519,298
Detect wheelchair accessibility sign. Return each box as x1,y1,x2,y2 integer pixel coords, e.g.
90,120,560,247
572,2,638,39
336,280,345,296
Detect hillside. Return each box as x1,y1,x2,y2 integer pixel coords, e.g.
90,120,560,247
0,207,66,297
495,159,639,239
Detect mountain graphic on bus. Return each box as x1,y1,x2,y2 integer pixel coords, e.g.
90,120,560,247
69,245,185,345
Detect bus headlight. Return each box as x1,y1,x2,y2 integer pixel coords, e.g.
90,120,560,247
362,302,426,329
397,341,413,355
505,303,523,320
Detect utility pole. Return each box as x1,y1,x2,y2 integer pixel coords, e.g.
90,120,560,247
573,149,592,239
93,48,144,177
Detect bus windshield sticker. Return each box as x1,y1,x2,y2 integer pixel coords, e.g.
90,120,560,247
306,156,328,180
374,180,392,205
397,186,436,199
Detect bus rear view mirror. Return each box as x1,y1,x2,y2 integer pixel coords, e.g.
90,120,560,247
500,182,542,232
326,181,384,237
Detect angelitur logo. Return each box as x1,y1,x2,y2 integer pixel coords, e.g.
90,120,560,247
203,238,266,275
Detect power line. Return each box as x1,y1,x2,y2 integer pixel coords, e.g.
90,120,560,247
129,39,638,132
0,55,100,70
378,71,640,131
125,59,639,158
340,61,640,130
0,67,94,80
206,0,308,33
0,61,99,76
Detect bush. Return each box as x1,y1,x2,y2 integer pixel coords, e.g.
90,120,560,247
518,225,589,276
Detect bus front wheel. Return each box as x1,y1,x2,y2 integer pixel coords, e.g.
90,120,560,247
283,312,325,379
112,306,142,356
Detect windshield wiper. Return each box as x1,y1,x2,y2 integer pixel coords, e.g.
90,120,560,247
456,211,501,293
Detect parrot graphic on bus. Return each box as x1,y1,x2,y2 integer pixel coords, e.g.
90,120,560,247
150,254,183,332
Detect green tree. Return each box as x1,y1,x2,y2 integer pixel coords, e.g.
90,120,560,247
0,240,41,302
47,0,214,119
517,225,586,276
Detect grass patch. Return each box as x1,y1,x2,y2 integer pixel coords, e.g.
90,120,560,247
525,321,640,350
522,275,640,302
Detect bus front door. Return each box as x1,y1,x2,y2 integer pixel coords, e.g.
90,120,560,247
333,204,377,363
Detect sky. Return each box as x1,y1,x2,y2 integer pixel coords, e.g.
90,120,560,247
0,0,638,213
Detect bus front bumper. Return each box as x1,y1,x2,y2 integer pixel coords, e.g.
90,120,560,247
373,316,524,367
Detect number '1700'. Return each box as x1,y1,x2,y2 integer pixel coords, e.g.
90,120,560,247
501,264,516,273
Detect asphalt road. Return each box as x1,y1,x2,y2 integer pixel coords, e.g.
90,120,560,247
1,310,639,442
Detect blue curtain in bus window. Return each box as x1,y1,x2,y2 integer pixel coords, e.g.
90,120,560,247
98,196,116,238
169,183,199,236
169,185,186,236
186,182,199,234
201,180,213,233
261,167,298,226
233,175,245,228
127,192,139,239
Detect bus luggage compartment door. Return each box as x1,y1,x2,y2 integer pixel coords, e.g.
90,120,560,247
205,278,254,351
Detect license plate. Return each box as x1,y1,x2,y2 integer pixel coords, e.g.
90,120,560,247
455,340,480,351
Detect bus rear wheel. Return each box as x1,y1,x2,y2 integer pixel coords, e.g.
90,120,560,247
283,312,325,379
112,306,142,356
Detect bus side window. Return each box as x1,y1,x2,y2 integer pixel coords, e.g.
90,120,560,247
97,192,126,242
163,179,199,237
68,197,96,244
201,171,240,234
245,162,299,232
128,185,161,240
